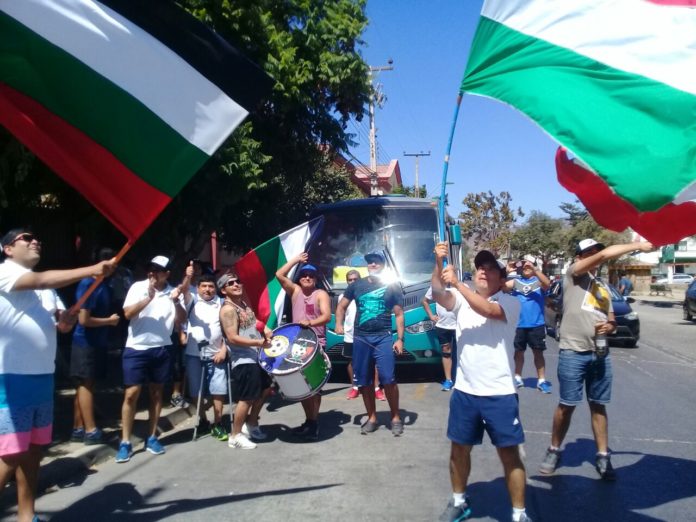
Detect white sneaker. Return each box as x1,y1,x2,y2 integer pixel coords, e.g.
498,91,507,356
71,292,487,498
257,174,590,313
514,375,524,388
244,423,268,441
228,433,256,449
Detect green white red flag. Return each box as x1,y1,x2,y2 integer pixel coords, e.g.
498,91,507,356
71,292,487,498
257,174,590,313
0,0,271,242
235,217,324,329
462,0,696,245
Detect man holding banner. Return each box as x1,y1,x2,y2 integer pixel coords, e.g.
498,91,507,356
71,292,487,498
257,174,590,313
0,227,116,522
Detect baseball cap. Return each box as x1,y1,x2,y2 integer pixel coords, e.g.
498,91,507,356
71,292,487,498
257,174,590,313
298,264,318,275
148,255,170,271
474,250,506,275
576,238,605,255
364,250,386,264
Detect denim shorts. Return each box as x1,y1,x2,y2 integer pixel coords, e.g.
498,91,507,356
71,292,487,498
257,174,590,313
352,333,396,386
447,390,525,448
514,325,547,351
185,355,228,398
557,349,612,406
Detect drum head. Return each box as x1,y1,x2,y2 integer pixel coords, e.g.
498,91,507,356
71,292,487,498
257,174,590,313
258,323,319,375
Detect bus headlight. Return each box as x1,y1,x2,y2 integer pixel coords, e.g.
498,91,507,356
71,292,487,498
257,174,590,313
405,320,435,334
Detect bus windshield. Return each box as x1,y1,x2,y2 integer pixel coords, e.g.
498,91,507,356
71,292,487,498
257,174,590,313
308,204,438,291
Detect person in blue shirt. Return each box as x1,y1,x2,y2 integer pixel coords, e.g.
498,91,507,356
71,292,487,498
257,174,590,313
505,260,552,394
70,248,121,445
618,273,633,296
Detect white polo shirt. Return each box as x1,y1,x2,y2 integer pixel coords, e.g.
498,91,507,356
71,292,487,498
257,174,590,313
123,279,177,350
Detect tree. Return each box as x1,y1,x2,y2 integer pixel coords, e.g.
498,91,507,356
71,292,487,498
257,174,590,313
509,211,565,271
391,184,427,198
458,191,524,255
0,0,372,270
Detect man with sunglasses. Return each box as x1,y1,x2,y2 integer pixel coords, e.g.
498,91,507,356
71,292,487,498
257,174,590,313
539,238,654,481
335,250,405,436
276,253,331,440
116,256,187,463
0,227,116,522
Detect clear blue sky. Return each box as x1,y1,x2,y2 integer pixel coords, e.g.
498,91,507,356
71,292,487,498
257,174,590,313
348,0,575,220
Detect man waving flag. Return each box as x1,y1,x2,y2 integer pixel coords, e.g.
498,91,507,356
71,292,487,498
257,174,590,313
462,0,696,245
0,0,272,242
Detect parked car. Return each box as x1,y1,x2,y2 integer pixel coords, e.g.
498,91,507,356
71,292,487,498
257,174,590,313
544,279,640,347
655,273,694,285
683,279,696,321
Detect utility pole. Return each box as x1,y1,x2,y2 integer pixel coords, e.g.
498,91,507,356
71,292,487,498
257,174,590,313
368,61,393,195
403,150,430,198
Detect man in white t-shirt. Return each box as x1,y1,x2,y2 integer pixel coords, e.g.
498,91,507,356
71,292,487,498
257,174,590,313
422,286,458,391
116,256,187,463
0,227,115,522
432,243,532,522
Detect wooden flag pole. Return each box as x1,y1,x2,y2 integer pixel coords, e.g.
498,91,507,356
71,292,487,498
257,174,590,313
67,241,132,315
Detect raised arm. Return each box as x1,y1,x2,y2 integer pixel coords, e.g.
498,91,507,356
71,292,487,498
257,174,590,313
13,260,116,291
573,241,654,276
431,242,457,311
275,252,306,296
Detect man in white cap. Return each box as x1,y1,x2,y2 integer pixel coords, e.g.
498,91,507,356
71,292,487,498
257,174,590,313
116,256,187,463
539,238,653,481
432,244,530,522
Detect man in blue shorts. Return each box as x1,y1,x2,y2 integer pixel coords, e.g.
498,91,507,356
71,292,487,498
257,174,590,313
539,238,653,481
432,243,532,522
335,250,405,436
117,256,187,463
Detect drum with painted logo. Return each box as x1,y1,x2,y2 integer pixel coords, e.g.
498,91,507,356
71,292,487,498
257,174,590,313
258,323,331,401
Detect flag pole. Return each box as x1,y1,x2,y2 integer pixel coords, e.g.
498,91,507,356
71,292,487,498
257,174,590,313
438,91,464,248
68,241,132,315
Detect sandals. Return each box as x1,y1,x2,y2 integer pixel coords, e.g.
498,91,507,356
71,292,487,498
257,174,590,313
360,420,379,434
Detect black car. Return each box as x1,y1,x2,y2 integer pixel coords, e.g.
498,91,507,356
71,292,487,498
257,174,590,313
683,279,696,321
544,280,640,347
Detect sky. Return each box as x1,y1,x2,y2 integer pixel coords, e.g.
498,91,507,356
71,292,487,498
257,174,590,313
348,0,573,221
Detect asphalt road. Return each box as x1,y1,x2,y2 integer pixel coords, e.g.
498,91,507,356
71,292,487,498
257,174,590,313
4,303,696,522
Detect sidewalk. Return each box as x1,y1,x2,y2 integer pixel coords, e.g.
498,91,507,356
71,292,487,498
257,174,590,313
630,287,685,308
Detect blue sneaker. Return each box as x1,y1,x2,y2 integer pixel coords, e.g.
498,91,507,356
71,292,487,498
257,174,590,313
115,441,133,463
441,379,454,391
70,427,85,442
84,428,103,445
537,380,552,394
145,435,165,455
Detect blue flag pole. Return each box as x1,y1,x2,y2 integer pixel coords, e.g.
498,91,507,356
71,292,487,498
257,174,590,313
438,91,464,250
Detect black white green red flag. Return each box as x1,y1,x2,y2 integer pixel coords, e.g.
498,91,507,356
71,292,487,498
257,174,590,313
462,0,696,245
235,218,324,329
0,0,271,242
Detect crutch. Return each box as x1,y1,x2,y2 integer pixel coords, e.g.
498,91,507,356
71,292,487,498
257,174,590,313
226,347,234,435
192,350,208,441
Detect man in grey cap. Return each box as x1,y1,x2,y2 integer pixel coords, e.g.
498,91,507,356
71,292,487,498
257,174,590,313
116,256,187,463
539,237,653,481
335,250,405,436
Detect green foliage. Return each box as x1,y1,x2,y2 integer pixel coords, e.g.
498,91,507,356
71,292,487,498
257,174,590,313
0,0,372,269
509,211,565,270
391,184,427,198
458,191,524,255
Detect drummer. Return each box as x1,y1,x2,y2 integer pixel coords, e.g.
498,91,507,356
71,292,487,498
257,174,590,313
275,253,331,441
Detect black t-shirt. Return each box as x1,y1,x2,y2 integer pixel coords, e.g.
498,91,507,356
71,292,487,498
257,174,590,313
343,277,401,336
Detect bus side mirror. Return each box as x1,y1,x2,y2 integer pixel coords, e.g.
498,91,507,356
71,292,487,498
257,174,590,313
448,224,462,246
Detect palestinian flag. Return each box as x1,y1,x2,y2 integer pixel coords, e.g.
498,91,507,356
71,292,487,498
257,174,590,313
462,0,696,245
0,0,271,242
235,217,324,329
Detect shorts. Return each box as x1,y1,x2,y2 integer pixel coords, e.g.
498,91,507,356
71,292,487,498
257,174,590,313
435,327,456,349
342,342,353,359
185,355,228,398
122,346,172,386
352,333,396,386
70,343,108,381
447,390,524,448
169,343,185,381
514,325,547,352
0,374,54,456
557,349,612,406
230,363,271,402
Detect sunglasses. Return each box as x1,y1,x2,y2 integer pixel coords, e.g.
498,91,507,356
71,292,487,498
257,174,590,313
299,273,316,279
9,233,40,246
225,279,242,287
347,278,359,283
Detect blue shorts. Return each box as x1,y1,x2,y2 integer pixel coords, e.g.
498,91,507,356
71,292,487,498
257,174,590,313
447,390,525,448
514,325,547,351
557,349,612,406
185,355,228,398
122,346,172,386
352,333,396,386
